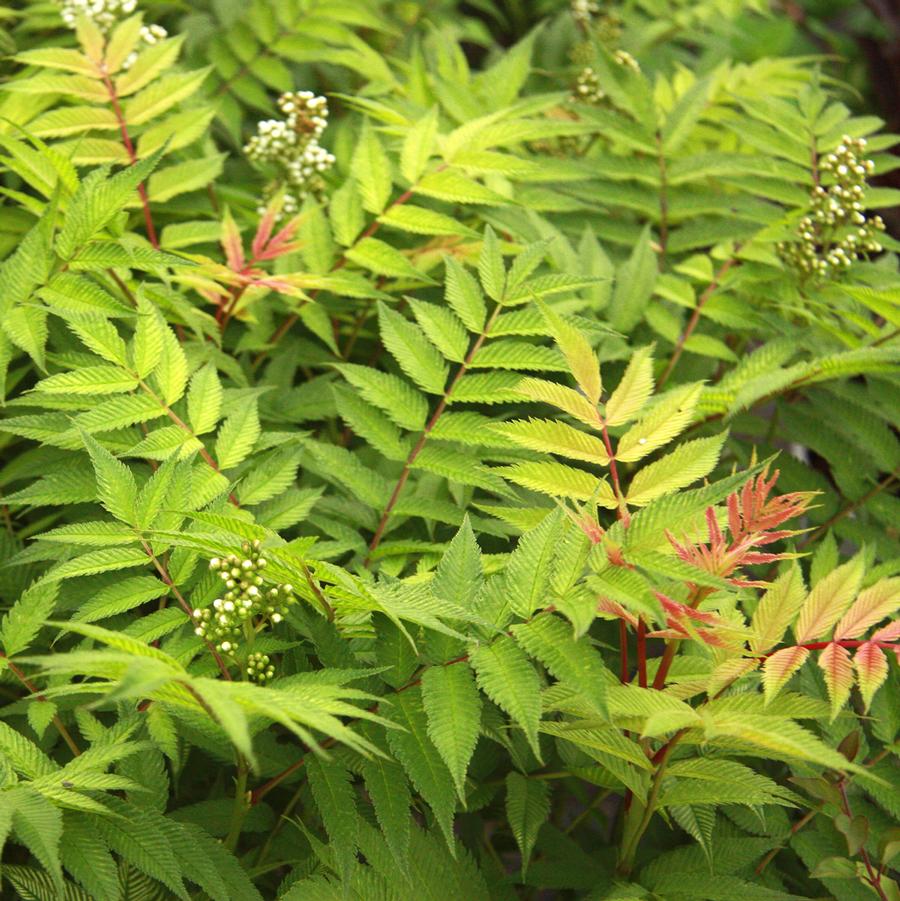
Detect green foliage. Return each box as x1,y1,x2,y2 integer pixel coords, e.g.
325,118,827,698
0,0,898,898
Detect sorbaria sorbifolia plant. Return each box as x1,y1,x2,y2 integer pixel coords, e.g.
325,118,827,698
0,0,898,898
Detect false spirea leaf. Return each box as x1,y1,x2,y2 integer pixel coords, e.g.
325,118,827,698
853,641,889,712
818,641,854,721
762,645,809,704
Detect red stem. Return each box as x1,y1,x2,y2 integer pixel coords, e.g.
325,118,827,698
100,69,158,249
600,422,630,527
636,619,647,688
656,253,740,390
765,639,897,655
363,304,502,565
0,651,81,756
838,781,889,901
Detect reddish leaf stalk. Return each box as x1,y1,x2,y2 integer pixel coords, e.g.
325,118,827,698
764,639,897,656
838,780,889,901
656,253,740,390
0,651,80,756
142,541,233,680
100,70,158,248
364,305,502,565
636,619,648,688
600,422,630,527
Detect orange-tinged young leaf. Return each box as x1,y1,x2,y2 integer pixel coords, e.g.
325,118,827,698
853,642,889,711
818,641,853,720
516,377,602,428
834,577,900,640
221,209,244,272
537,301,601,405
751,564,806,653
252,194,284,260
707,656,759,698
763,645,809,704
604,346,653,426
872,620,900,643
794,555,865,644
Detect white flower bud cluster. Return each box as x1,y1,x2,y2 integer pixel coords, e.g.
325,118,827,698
58,0,168,70
571,0,601,25
573,66,605,105
59,0,136,31
613,49,640,73
246,651,276,684
777,135,885,278
244,91,336,216
193,541,293,663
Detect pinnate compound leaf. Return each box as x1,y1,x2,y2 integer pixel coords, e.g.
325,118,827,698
505,772,550,877
9,787,64,889
82,432,137,524
499,460,616,505
187,362,222,435
409,299,468,362
37,365,138,395
386,688,457,852
432,516,483,610
834,577,900,640
794,555,865,643
537,301,601,404
512,615,608,715
0,581,59,657
337,363,428,432
617,383,702,462
470,636,542,759
515,377,601,427
604,346,654,426
401,107,439,183
491,418,609,464
854,642,889,711
762,646,809,704
352,122,392,213
215,397,260,470
478,226,506,302
307,756,359,885
360,755,411,868
818,641,854,720
421,663,482,800
445,256,487,333
625,434,725,506
503,510,566,620
750,565,807,653
378,302,449,394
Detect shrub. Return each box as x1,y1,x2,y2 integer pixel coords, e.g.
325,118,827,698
0,1,898,899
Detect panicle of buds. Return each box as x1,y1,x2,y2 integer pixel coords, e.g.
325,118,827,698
244,91,336,216
777,135,885,279
613,49,640,73
573,67,605,105
246,651,276,684
666,468,814,587
193,540,293,667
572,52,639,106
59,0,137,30
59,0,168,70
571,0,601,25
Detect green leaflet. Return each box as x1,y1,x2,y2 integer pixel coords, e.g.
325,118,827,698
469,636,542,759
